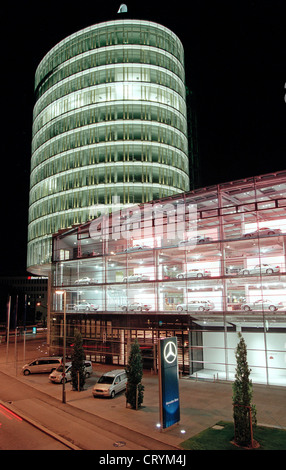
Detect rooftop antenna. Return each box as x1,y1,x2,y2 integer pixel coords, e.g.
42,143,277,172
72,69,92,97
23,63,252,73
117,4,128,13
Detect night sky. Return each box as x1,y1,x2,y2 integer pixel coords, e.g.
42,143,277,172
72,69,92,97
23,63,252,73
1,0,285,275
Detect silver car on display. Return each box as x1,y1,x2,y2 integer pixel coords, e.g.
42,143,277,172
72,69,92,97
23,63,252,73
70,302,99,312
240,264,280,275
179,235,213,245
243,227,282,238
120,302,151,311
176,269,211,279
241,299,283,312
176,300,215,312
124,244,151,252
123,273,150,282
74,277,98,285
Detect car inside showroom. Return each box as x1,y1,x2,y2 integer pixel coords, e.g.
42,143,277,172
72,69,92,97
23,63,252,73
49,171,286,386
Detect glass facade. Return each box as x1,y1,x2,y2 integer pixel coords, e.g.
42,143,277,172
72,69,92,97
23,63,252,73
27,19,189,273
50,171,286,386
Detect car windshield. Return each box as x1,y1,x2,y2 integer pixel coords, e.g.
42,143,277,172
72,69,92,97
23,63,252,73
56,365,69,372
98,376,114,384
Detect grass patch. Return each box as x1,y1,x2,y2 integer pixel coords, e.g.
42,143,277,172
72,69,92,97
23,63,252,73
180,421,286,450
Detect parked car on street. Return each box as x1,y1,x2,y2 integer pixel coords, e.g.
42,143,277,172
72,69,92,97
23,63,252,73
49,361,93,383
241,299,283,312
176,300,215,312
22,357,62,375
92,369,127,398
240,264,280,275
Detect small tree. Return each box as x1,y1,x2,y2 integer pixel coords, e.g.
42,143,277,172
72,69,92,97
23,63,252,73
71,329,86,391
232,332,257,447
125,338,144,409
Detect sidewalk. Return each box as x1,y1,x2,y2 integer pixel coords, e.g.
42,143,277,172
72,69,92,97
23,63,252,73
1,359,286,450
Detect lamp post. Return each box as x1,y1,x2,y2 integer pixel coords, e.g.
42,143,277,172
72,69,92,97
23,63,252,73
55,290,66,403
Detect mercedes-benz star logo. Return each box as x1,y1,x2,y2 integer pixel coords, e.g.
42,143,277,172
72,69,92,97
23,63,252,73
163,341,177,364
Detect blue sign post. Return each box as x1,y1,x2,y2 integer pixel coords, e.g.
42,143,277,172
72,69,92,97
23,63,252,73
158,336,180,429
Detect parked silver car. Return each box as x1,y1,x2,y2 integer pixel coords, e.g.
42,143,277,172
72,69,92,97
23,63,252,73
240,264,280,275
241,299,283,312
176,300,215,312
123,273,150,282
49,361,93,383
176,269,211,279
120,302,151,312
71,302,99,311
243,227,282,238
179,235,213,245
74,277,98,285
22,357,62,375
124,244,151,252
92,369,127,398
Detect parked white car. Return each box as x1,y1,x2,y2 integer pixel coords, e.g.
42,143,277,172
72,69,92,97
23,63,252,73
71,302,99,312
92,369,127,398
243,227,282,238
176,300,215,312
123,273,150,282
124,244,151,252
179,235,213,245
22,357,62,375
120,302,151,311
241,299,283,312
240,264,280,275
74,277,98,285
176,269,211,279
49,361,93,383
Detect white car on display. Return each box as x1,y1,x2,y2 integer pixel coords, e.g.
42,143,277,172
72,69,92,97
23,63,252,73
123,273,150,282
243,227,282,238
176,300,215,312
176,269,211,279
179,235,213,245
71,302,99,312
241,299,284,312
124,244,151,252
120,302,151,312
74,277,98,285
240,264,280,275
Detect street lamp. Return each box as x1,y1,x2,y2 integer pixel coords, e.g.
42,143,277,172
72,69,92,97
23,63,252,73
55,290,66,403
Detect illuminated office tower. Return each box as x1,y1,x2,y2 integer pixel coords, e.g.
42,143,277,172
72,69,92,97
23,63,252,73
27,19,190,274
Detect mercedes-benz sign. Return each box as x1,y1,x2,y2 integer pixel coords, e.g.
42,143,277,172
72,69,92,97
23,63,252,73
159,337,180,429
163,340,178,364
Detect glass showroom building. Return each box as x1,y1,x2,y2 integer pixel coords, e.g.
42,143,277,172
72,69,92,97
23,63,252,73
50,170,286,386
27,19,190,274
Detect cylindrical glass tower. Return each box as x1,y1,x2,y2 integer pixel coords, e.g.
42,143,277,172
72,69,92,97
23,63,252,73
27,19,190,273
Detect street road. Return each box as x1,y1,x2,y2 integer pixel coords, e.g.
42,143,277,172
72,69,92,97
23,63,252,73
0,400,69,450
0,330,177,451
0,371,177,450
1,332,286,450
